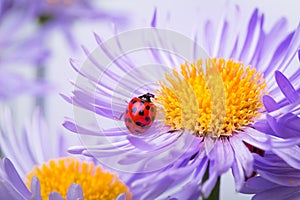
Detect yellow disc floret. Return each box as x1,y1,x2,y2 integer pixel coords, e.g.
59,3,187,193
155,58,266,137
26,157,131,200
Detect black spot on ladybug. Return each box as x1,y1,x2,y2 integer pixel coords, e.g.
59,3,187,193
127,118,132,123
126,125,131,130
151,107,155,112
145,117,150,122
136,122,146,127
135,122,142,126
146,105,150,110
135,129,141,133
131,107,137,113
139,110,144,116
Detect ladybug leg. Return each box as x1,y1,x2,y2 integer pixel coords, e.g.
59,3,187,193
114,112,124,120
113,99,128,121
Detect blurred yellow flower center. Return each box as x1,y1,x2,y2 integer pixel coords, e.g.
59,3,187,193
26,157,131,200
155,58,266,137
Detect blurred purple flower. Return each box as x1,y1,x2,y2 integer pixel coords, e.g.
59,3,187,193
64,5,300,199
240,72,300,200
20,0,127,49
0,0,49,65
0,0,51,101
0,109,131,199
0,72,53,100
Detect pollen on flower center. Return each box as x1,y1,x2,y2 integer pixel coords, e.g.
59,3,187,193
155,58,266,137
26,157,131,200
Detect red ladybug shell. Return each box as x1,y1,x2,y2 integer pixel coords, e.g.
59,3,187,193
125,94,156,134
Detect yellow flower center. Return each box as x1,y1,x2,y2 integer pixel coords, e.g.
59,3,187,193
26,157,131,200
155,58,266,137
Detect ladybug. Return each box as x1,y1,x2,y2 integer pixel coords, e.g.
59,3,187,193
124,93,156,134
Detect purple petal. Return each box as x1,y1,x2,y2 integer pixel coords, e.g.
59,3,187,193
66,184,83,200
231,157,244,191
202,171,218,198
240,176,278,194
216,21,229,57
275,71,299,103
170,180,202,200
257,169,300,187
278,113,300,132
253,121,275,138
255,17,287,72
204,20,215,55
67,146,86,154
237,130,271,151
0,181,27,200
230,136,254,179
277,24,300,73
207,139,234,174
265,32,294,75
253,187,299,200
151,8,157,27
272,146,300,169
49,192,63,200
127,136,157,150
267,115,300,138
30,177,42,200
62,120,102,136
3,158,31,198
263,95,280,112
239,9,259,61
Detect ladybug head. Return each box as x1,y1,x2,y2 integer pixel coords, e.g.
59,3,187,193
138,93,155,102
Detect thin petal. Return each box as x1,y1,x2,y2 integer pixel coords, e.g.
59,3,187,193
230,136,254,177
263,95,280,112
30,177,42,200
3,158,31,198
275,71,299,103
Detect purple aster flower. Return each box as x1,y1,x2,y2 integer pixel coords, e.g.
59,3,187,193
0,109,132,199
240,71,300,200
64,5,300,199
